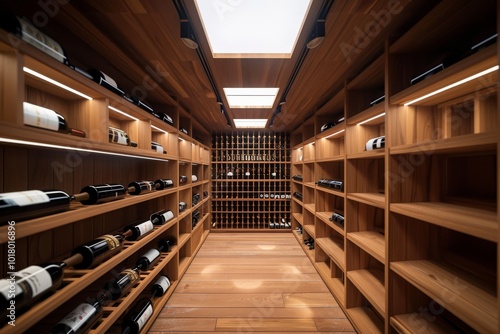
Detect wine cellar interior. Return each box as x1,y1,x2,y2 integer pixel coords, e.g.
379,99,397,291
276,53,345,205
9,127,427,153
0,0,499,333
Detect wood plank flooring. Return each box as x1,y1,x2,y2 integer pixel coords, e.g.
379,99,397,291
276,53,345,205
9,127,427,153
149,233,355,333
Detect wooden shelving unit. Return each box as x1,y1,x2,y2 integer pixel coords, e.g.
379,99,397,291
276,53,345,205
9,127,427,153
0,28,211,333
290,0,499,333
210,132,291,230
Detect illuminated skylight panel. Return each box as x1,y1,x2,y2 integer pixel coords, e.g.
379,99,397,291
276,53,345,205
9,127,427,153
194,0,312,58
224,87,279,108
234,119,268,128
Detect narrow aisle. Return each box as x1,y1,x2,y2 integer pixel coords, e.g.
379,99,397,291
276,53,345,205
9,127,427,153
149,233,355,333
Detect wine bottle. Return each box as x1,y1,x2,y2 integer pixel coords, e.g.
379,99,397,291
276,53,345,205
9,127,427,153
180,127,188,135
103,268,140,301
179,175,187,185
23,102,86,137
192,193,200,205
109,127,138,147
179,201,187,212
151,141,166,154
0,253,82,320
3,15,68,64
154,178,173,190
135,238,174,271
150,209,174,225
365,135,385,151
127,181,155,195
123,220,154,241
0,189,71,224
88,69,125,96
317,179,344,191
192,175,198,182
71,234,124,269
192,210,200,227
71,184,127,205
121,275,171,333
48,295,104,334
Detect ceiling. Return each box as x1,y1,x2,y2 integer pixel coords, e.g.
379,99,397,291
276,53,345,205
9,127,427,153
2,0,436,133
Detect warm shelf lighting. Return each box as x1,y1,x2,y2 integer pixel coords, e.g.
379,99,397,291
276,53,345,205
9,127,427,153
0,137,169,162
404,65,499,106
23,67,93,100
151,125,168,134
194,0,312,58
357,113,385,125
324,129,345,139
109,106,139,121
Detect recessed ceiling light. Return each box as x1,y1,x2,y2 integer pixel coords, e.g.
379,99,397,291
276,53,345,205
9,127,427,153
224,88,279,108
234,119,268,128
194,0,312,58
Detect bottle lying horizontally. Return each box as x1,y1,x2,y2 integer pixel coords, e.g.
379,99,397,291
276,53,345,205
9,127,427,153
121,275,171,334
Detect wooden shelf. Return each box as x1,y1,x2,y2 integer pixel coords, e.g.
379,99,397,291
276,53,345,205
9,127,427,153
347,193,385,209
315,186,345,197
347,269,385,317
391,260,497,333
346,150,385,159
346,307,384,334
293,213,304,225
389,132,498,155
390,314,465,334
303,224,315,238
347,232,385,263
390,202,497,242
316,237,345,271
316,211,344,236
315,261,345,307
303,203,316,214
390,45,497,107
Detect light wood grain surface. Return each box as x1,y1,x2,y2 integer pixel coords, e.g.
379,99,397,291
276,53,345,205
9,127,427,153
149,233,356,333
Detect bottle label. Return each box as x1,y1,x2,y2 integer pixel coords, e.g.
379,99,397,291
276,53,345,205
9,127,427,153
18,18,66,63
142,249,160,264
1,190,50,207
124,269,140,282
0,266,52,299
136,221,153,236
161,211,174,222
98,235,120,251
137,303,153,330
23,102,60,131
57,303,98,331
155,276,171,292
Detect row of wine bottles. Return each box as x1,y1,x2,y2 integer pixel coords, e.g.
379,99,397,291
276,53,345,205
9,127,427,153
0,12,184,137
211,212,291,229
212,201,291,212
48,238,175,334
212,132,289,149
212,151,291,162
212,192,292,200
0,179,174,224
0,212,175,327
212,166,291,179
212,182,290,191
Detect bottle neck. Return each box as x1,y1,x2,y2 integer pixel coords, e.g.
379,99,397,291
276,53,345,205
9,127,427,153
62,252,84,268
71,192,90,202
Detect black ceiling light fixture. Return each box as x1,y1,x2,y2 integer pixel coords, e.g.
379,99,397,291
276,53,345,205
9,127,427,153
173,0,232,127
180,20,198,49
307,20,326,49
269,0,334,128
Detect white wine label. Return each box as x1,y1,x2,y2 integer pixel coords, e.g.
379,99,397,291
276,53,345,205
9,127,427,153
245,172,250,176
365,136,385,151
137,221,154,236
154,144,164,153
99,71,118,89
142,249,160,264
57,303,97,331
115,131,128,145
16,265,52,298
191,175,198,182
155,276,171,292
23,102,60,131
0,279,15,299
1,190,50,207
137,303,153,330
161,211,174,222
18,17,66,63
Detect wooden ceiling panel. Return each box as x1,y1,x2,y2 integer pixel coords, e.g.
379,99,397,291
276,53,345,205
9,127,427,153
1,0,438,132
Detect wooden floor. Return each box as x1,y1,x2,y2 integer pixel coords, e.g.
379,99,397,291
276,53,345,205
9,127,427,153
149,233,356,333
